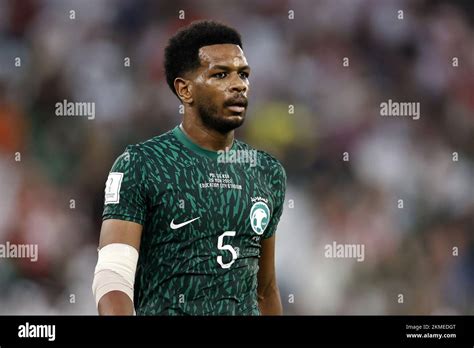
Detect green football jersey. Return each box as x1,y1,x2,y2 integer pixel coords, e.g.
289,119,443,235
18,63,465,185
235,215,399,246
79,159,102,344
102,125,286,315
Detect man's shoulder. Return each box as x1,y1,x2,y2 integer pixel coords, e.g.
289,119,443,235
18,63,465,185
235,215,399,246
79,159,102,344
235,139,286,176
125,128,179,160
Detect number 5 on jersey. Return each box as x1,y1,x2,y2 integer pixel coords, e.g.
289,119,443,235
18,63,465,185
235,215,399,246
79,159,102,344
217,231,237,269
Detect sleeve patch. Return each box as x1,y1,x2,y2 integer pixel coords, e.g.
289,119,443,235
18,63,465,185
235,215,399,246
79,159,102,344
104,172,124,204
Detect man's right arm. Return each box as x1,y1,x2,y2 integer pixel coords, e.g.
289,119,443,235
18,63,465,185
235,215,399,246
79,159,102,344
93,219,143,315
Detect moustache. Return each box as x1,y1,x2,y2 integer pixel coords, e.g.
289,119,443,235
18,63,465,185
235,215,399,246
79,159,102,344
224,97,248,108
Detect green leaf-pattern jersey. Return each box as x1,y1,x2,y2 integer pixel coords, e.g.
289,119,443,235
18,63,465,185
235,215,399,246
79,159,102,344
102,126,286,315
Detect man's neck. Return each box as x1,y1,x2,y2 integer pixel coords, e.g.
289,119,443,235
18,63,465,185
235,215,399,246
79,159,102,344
181,116,234,152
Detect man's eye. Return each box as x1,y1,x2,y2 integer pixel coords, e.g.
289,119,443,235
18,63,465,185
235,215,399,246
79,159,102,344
213,72,227,79
239,72,249,79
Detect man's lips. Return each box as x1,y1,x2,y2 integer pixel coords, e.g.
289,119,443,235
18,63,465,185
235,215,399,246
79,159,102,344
225,98,247,113
226,105,246,113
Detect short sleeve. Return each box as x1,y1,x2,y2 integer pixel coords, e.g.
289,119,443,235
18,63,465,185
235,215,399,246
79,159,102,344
102,146,148,225
262,163,287,239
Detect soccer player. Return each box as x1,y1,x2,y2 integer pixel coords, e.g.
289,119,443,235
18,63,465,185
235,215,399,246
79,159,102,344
92,20,286,315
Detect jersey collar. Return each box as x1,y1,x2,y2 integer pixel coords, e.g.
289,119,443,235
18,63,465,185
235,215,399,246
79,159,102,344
172,125,237,160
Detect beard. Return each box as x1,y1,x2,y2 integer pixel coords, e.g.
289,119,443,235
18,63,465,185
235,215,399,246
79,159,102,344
197,101,245,134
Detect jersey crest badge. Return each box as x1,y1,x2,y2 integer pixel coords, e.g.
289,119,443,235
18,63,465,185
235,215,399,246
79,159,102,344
250,199,270,235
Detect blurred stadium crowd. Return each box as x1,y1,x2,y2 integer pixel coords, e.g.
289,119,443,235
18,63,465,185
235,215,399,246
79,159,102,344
0,0,473,314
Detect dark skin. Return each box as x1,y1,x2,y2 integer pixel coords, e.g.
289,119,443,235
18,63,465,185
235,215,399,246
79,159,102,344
97,44,282,315
175,44,250,150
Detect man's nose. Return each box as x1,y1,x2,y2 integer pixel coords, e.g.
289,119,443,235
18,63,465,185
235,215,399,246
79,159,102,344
229,73,248,93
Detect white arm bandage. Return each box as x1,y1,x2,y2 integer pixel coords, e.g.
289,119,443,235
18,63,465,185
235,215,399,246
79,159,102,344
92,243,139,308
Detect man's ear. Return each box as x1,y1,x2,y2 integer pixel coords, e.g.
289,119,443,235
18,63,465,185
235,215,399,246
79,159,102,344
174,78,193,104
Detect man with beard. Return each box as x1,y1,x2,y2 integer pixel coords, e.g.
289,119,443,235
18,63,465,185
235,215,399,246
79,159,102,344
92,20,286,315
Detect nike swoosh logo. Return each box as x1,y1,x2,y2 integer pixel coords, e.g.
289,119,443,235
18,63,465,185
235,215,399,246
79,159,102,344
170,217,200,230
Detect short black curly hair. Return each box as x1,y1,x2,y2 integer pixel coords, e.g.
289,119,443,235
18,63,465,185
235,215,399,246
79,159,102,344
164,20,243,98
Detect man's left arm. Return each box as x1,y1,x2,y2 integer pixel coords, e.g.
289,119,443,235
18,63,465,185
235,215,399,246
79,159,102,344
257,235,283,315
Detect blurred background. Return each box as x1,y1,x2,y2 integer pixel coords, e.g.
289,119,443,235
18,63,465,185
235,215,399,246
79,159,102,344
0,0,473,315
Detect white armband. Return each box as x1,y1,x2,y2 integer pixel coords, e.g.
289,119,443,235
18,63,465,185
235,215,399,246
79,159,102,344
92,243,139,309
